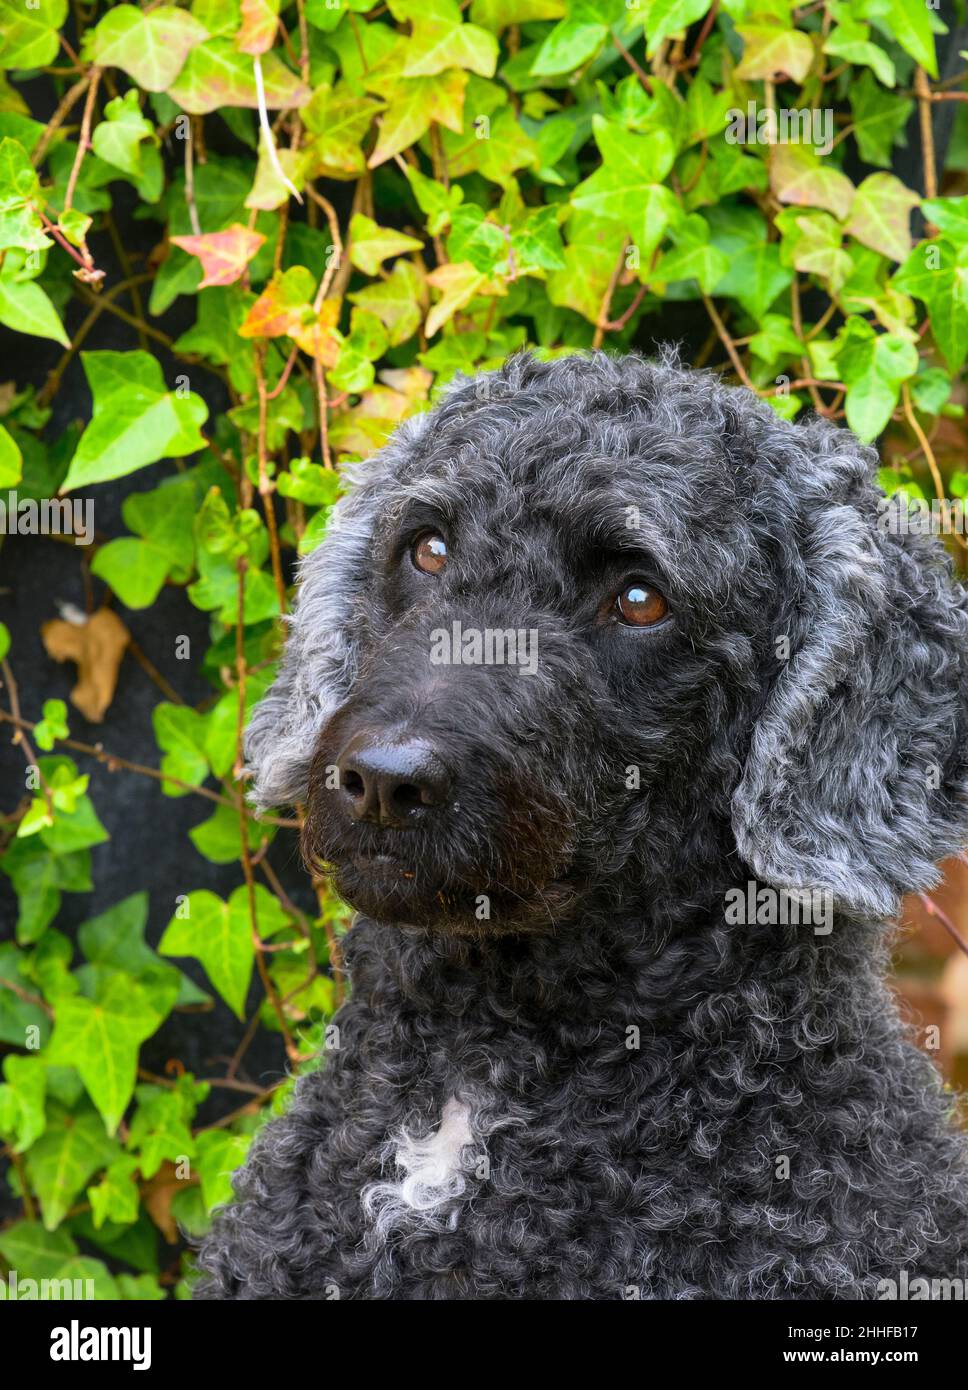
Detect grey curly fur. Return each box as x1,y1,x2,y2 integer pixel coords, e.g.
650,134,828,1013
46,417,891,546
195,350,968,1300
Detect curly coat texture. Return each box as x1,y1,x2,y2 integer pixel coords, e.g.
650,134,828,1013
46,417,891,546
195,351,968,1300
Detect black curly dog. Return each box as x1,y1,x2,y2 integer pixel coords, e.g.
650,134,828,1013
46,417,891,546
195,351,968,1300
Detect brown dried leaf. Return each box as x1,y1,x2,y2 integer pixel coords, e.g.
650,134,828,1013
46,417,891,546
41,608,130,723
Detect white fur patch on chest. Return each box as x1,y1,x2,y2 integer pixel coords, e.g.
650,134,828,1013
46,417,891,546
362,1095,477,1241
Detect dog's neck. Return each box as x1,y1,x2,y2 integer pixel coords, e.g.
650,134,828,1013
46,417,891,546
342,872,879,1032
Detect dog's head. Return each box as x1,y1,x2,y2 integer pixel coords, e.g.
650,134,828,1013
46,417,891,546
247,352,968,934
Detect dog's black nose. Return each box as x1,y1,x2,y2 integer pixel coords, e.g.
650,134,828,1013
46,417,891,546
336,735,451,828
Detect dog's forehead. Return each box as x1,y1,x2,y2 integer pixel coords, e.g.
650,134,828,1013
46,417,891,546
377,394,749,559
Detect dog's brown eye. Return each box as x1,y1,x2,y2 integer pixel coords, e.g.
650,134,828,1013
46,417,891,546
412,531,448,574
616,583,667,627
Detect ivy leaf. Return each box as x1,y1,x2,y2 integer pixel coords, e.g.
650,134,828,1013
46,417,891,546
152,703,210,796
92,478,198,609
195,1129,252,1210
770,144,854,221
302,84,384,180
159,885,289,1018
33,698,69,752
126,1077,206,1180
547,210,626,321
367,71,467,169
893,239,968,374
921,197,968,244
447,204,507,275
0,421,20,486
48,972,171,1133
170,223,266,288
776,208,851,293
349,213,423,276
389,0,498,78
0,136,50,253
0,1221,77,1280
822,21,895,87
910,367,952,416
0,1053,46,1152
707,209,794,320
349,259,427,345
426,261,500,337
844,173,919,263
572,116,678,259
530,18,609,76
62,351,208,492
653,214,729,293
849,71,911,169
167,38,310,114
0,260,69,345
189,800,267,864
0,0,68,69
735,21,815,83
1,839,91,949
78,892,209,1010
876,0,939,80
90,90,162,201
276,456,341,507
238,264,315,338
236,0,280,56
635,0,712,58
835,318,919,442
84,3,210,92
470,0,565,24
24,1102,119,1230
406,165,465,234
88,1155,140,1229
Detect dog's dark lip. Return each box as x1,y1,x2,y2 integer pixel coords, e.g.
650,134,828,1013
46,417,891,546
347,849,419,879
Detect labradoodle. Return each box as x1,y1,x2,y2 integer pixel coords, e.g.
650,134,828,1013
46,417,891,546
194,350,968,1300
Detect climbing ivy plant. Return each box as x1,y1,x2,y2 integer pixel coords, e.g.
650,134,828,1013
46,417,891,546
0,0,967,1298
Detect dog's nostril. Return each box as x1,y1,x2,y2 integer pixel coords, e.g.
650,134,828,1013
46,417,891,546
391,782,422,812
342,769,365,799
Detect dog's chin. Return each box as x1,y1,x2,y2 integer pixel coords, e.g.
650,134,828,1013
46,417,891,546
328,852,580,938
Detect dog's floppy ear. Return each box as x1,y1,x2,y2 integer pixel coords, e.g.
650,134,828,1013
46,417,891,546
731,417,968,919
244,415,429,810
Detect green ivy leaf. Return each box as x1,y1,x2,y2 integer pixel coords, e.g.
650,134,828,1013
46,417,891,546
823,20,895,87
390,0,499,78
62,351,208,493
0,259,69,346
167,37,310,114
159,885,290,1018
349,213,423,276
572,116,679,259
24,1102,119,1230
84,3,209,91
88,1155,140,1229
0,0,68,68
835,318,919,442
0,1221,77,1280
0,423,20,487
849,72,912,169
152,703,211,796
0,137,50,253
893,239,968,374
921,196,968,244
47,971,173,1133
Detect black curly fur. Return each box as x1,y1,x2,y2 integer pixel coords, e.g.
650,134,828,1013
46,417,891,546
194,351,968,1300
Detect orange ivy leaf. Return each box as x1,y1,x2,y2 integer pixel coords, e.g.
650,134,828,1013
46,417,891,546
238,266,315,338
170,223,266,289
237,0,280,57
293,298,341,365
